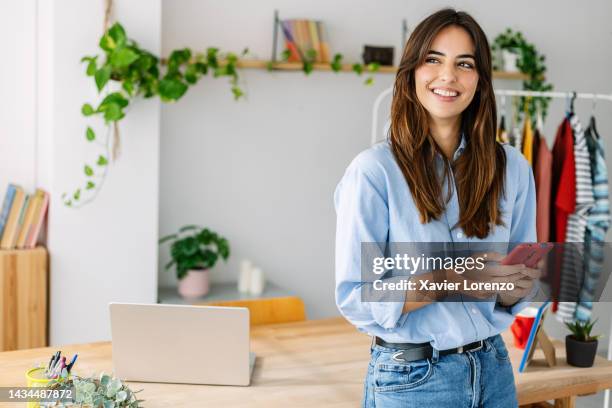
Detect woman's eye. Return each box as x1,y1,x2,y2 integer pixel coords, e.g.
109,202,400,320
459,61,474,69
425,57,439,64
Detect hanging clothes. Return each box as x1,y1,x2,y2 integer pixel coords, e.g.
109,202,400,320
557,113,595,322
532,126,540,171
575,118,610,321
509,96,522,148
521,114,534,165
496,115,509,143
549,116,575,313
550,118,576,242
533,113,552,243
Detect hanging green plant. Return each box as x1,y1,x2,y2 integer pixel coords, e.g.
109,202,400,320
64,22,245,207
66,22,383,207
491,29,553,126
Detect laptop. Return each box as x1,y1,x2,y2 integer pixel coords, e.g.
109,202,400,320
109,303,256,386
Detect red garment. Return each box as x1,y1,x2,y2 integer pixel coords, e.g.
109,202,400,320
534,131,552,243
550,118,575,242
549,117,575,312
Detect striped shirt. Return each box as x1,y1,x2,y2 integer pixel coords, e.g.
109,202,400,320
557,114,595,322
576,121,610,321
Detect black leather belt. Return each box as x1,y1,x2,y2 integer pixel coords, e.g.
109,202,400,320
374,337,484,362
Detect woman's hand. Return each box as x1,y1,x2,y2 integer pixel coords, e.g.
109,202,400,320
446,252,543,301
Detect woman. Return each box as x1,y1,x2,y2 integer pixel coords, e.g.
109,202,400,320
334,8,541,408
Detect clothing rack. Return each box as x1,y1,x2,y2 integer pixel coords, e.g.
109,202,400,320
370,87,612,408
371,87,612,146
494,89,612,102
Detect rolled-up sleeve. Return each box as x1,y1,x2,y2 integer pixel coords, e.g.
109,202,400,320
334,155,406,331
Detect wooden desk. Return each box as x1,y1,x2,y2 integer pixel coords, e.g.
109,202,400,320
1,318,611,407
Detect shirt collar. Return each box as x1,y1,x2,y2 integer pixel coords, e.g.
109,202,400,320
452,132,467,162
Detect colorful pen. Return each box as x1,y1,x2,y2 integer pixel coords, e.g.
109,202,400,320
46,351,60,378
46,355,55,372
66,354,78,372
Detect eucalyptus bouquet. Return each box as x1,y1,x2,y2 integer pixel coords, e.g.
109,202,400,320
47,372,143,407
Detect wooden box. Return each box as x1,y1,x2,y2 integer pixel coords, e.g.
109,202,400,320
0,247,48,351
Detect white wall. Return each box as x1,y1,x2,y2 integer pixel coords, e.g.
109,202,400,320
0,1,37,195
38,0,162,345
2,0,611,348
159,0,612,337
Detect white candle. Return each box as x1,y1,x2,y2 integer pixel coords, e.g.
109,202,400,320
238,260,252,293
250,267,265,296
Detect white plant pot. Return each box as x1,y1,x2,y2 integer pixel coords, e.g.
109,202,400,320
502,50,520,72
178,269,210,299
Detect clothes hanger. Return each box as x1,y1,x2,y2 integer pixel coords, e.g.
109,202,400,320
564,92,575,119
588,97,599,139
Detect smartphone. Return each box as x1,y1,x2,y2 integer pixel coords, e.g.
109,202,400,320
501,243,553,268
501,243,533,266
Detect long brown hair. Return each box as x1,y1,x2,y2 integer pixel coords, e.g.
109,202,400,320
390,8,505,238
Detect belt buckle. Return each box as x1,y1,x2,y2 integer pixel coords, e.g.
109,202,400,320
470,340,484,352
392,351,405,362
458,340,483,354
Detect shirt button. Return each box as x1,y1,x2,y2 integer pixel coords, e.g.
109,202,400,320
471,308,478,314
457,232,464,239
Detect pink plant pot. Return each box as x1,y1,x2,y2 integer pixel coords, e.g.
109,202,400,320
178,269,210,299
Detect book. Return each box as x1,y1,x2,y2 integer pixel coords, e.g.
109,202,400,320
280,20,302,62
0,184,17,239
27,189,49,249
308,20,321,62
291,20,305,59
16,192,40,248
279,18,330,63
316,21,331,63
0,186,26,249
298,20,313,60
14,194,30,247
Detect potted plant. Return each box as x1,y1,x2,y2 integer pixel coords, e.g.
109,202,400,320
159,225,230,299
491,28,553,126
48,372,144,407
565,319,601,367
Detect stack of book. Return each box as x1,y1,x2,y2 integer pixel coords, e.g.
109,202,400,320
0,184,49,250
280,19,331,63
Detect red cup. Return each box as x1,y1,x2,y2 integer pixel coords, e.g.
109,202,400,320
511,307,538,349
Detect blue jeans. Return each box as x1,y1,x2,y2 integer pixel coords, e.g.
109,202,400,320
363,334,518,407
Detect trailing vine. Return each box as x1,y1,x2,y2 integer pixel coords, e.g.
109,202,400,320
491,29,553,126
65,22,383,207
63,22,246,207
271,49,381,84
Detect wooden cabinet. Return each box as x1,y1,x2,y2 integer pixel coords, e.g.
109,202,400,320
158,282,305,325
0,247,48,351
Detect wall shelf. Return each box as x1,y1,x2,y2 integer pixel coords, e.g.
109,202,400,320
236,59,531,80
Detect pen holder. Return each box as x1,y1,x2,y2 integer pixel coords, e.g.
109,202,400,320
25,367,72,408
25,367,50,408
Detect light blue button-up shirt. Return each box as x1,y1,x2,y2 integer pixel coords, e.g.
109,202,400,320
334,135,537,350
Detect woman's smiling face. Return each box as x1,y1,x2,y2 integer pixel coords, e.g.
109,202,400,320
415,25,479,122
